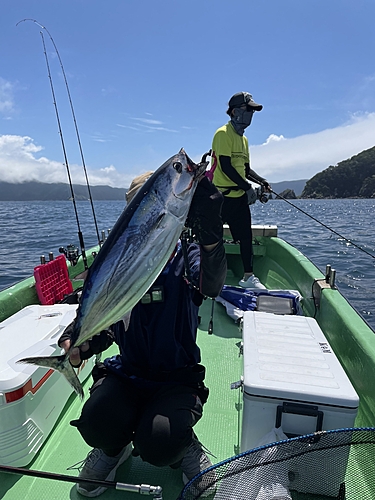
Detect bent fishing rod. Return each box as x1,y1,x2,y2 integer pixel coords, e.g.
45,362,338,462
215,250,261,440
0,464,163,499
17,19,102,262
270,189,375,260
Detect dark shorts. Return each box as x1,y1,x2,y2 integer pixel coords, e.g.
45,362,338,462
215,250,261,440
71,370,208,467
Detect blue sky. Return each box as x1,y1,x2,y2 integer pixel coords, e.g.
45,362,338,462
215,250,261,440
1,0,374,188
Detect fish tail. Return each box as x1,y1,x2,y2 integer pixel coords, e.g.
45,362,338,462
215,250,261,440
17,354,84,399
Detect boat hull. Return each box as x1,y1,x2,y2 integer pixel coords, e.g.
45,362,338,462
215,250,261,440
1,229,375,499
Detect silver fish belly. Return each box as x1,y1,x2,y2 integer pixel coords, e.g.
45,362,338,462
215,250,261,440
18,149,206,398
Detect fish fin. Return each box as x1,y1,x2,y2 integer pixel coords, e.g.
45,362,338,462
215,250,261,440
17,354,84,399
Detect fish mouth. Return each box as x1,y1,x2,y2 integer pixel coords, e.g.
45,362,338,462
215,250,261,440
184,151,206,179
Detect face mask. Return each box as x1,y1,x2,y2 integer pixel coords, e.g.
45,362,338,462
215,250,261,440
231,107,254,135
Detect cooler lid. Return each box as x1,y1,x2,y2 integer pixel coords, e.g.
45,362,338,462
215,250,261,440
0,304,78,391
242,311,359,409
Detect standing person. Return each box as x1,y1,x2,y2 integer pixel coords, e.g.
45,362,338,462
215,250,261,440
208,91,271,289
59,173,226,497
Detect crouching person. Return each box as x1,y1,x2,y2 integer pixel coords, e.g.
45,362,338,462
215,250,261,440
59,173,226,497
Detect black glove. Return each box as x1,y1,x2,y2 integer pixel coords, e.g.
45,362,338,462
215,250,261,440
80,329,115,360
58,321,114,360
186,176,224,246
262,180,271,192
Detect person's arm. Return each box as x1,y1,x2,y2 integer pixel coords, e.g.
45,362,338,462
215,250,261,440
220,155,250,192
245,163,271,191
186,177,227,297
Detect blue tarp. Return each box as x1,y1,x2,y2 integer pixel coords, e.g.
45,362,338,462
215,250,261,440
216,285,302,321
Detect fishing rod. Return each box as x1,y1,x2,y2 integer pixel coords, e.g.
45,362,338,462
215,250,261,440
0,464,163,499
38,29,88,270
270,189,375,260
17,19,102,259
31,19,102,248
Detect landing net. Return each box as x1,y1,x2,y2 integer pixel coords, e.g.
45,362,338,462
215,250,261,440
177,427,375,499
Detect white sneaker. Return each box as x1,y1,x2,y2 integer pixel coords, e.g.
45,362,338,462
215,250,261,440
238,275,266,289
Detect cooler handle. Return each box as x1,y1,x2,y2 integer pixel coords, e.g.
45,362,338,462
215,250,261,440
275,402,324,432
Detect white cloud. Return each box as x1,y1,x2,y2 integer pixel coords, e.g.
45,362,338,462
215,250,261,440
251,113,375,182
100,165,116,173
127,116,178,133
131,117,163,125
0,135,132,187
262,134,286,145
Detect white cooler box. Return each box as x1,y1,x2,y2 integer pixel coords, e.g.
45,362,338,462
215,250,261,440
241,311,359,497
0,304,94,466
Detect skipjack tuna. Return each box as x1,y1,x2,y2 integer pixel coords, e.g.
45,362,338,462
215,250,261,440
18,149,207,398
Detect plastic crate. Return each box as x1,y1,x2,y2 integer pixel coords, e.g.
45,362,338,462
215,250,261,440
33,255,73,305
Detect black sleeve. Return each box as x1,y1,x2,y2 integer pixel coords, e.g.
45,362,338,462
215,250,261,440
220,155,250,192
245,163,266,184
199,239,227,298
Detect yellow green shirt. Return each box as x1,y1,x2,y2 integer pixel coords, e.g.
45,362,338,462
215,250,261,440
210,121,249,198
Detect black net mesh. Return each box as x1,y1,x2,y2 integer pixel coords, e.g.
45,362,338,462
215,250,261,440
177,427,375,500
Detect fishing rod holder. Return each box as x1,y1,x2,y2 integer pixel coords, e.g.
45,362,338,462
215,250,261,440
39,252,55,265
312,264,337,309
325,265,336,287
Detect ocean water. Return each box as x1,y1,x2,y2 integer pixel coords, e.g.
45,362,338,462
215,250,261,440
0,198,374,330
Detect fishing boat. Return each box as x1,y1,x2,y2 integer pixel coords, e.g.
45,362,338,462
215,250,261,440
1,222,375,500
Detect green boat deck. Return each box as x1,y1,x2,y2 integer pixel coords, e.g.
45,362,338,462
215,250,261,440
0,295,244,500
2,233,375,499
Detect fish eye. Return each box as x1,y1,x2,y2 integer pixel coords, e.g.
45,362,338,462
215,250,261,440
173,162,183,174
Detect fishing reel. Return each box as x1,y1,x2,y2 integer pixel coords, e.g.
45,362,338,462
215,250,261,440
59,244,80,266
255,185,270,203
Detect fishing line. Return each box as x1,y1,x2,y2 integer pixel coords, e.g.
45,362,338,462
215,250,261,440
271,189,375,260
17,19,102,254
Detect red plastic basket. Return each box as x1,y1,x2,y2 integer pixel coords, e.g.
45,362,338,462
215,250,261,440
34,255,73,305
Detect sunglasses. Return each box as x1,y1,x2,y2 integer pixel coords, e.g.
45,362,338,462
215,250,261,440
238,104,255,112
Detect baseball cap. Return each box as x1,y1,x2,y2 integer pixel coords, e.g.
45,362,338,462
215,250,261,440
227,92,263,112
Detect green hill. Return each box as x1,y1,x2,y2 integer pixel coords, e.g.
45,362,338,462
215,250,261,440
302,146,375,198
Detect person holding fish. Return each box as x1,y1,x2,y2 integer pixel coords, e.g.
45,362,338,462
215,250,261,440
59,171,226,497
207,91,271,289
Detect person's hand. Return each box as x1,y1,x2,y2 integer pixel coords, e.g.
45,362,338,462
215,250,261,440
60,338,90,368
59,322,114,367
186,176,223,246
262,180,271,192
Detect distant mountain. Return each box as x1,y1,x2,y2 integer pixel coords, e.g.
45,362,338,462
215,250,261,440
0,179,308,201
270,179,307,197
302,146,375,198
0,181,127,201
